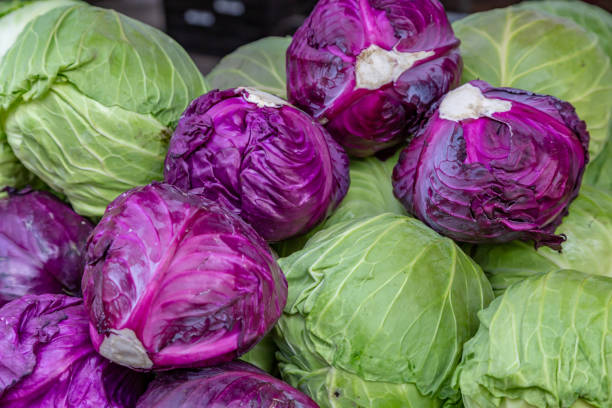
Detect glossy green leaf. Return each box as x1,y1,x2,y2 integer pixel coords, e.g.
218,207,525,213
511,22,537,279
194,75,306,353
206,36,291,98
275,214,493,407
453,7,612,159
456,270,612,408
470,185,612,294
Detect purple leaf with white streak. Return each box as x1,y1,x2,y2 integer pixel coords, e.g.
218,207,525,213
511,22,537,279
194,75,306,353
287,0,462,157
82,182,287,371
393,80,589,249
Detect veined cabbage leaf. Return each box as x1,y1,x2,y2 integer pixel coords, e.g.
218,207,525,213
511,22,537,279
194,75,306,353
453,7,612,159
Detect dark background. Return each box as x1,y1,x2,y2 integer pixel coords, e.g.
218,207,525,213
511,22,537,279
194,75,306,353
85,0,611,75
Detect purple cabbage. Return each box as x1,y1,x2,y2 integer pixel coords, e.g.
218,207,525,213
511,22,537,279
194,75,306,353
164,87,350,242
392,80,589,249
136,361,319,408
82,182,287,371
0,189,93,306
287,0,462,157
0,294,149,407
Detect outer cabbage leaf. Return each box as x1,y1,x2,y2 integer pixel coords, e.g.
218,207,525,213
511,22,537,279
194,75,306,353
392,80,588,249
0,0,80,60
240,334,278,375
135,361,318,407
0,0,78,191
453,7,611,159
5,84,172,216
287,0,462,157
164,88,350,242
275,213,493,407
273,150,406,257
82,183,287,371
206,37,291,98
470,184,612,293
0,188,93,306
0,129,36,191
455,270,612,408
518,1,612,59
583,134,612,192
0,294,149,407
0,3,207,216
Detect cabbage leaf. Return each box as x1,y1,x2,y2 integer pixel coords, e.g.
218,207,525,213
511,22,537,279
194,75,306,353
471,184,612,293
456,270,612,408
206,36,291,98
276,214,493,407
453,7,612,159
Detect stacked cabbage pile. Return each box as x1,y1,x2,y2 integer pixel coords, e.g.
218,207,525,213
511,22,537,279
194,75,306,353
0,0,611,407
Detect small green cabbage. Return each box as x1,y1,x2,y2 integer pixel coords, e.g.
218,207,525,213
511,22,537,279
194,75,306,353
453,7,612,159
455,270,612,408
470,184,612,294
275,213,493,407
206,36,291,98
0,0,78,191
0,3,207,216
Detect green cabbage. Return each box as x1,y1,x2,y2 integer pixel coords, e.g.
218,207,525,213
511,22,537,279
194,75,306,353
275,213,493,407
0,0,78,191
0,3,207,216
455,270,612,408
470,185,612,294
206,36,291,99
453,7,612,159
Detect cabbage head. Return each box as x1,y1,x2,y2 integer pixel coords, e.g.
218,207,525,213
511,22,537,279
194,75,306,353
0,3,207,216
0,0,78,191
471,184,612,294
275,213,494,407
455,270,612,408
453,7,611,159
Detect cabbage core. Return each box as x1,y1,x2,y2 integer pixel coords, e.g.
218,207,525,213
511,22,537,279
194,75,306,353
355,44,434,90
439,83,512,121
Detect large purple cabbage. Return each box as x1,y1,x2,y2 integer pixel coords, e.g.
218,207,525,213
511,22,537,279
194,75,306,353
0,294,149,407
287,0,462,157
136,361,319,407
164,87,350,242
82,182,287,371
0,188,93,306
393,80,589,249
